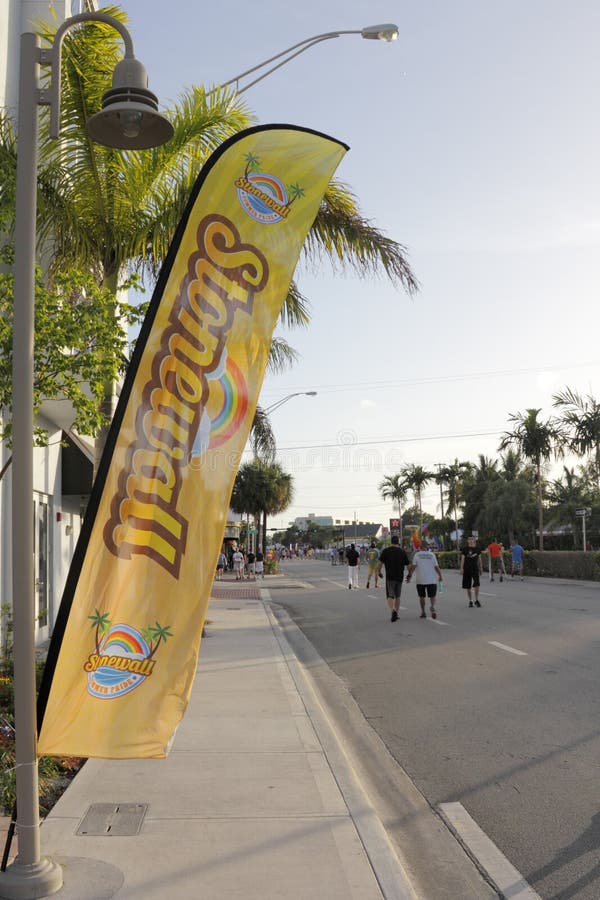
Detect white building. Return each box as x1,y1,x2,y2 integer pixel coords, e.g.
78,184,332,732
1,1,98,644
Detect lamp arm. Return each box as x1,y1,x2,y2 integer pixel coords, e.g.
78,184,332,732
219,29,361,94
39,12,136,139
237,36,344,95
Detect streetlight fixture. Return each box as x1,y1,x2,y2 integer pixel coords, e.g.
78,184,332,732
216,24,399,94
3,12,172,898
263,391,317,415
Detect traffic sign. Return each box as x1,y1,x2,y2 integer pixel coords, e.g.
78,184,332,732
575,508,591,517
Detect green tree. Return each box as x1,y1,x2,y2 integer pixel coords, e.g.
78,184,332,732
260,463,294,552
436,459,472,550
498,408,563,550
378,474,409,535
475,478,536,547
0,259,144,478
400,464,434,529
230,460,294,552
546,465,592,549
553,387,600,488
462,455,500,535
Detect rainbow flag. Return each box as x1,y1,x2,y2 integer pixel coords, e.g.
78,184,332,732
38,125,347,758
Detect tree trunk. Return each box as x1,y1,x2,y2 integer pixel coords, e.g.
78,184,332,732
94,268,120,479
262,509,267,555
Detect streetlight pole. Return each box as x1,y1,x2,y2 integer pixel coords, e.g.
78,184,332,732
2,13,172,898
215,24,399,95
263,391,317,415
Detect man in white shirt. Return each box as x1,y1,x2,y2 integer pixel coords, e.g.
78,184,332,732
232,548,244,581
407,546,443,619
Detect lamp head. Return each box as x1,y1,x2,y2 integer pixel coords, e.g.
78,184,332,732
86,56,174,149
361,23,399,42
306,391,317,397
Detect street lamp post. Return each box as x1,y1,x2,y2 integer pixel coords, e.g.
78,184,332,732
216,24,399,94
263,391,317,415
2,13,172,898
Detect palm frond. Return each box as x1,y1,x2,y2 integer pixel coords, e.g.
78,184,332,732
267,338,299,374
304,179,418,295
278,282,311,329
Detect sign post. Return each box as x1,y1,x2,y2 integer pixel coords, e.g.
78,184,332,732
575,508,592,551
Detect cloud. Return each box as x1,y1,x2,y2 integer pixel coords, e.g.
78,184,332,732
360,398,377,410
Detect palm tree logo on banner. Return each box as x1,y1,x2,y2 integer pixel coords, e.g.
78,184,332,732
85,611,173,699
235,152,305,223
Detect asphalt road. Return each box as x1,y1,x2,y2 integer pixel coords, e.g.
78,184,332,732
269,557,600,900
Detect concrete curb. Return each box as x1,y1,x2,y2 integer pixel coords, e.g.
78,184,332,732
261,590,417,900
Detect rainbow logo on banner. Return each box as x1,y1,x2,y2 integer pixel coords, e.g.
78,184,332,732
208,356,248,448
237,171,289,223
85,624,152,699
188,351,249,465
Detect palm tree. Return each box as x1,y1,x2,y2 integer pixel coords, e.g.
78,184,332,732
0,6,418,466
400,464,434,529
378,474,409,538
546,466,592,549
260,463,294,553
553,387,600,488
437,459,472,551
145,622,174,660
88,609,111,654
498,408,562,550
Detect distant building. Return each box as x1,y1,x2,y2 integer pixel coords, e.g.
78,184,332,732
293,513,334,530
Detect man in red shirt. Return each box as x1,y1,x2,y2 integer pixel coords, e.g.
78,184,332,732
487,538,504,582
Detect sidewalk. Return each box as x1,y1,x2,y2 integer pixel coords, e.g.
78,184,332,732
34,581,416,899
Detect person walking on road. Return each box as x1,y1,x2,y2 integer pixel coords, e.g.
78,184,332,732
232,547,244,581
216,551,226,580
487,538,504,582
346,543,360,589
511,540,525,580
461,535,483,607
254,548,264,579
365,542,381,589
377,535,410,622
407,546,443,619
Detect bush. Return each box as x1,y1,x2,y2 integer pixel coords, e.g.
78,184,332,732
263,558,278,575
0,661,84,816
435,551,461,570
522,550,600,580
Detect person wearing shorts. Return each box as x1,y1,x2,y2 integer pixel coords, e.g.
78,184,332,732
365,542,381,589
377,536,410,622
487,538,504,581
407,546,443,619
460,536,483,607
216,551,226,580
232,548,244,580
511,540,524,580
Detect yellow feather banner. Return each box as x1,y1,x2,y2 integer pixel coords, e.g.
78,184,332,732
38,125,347,757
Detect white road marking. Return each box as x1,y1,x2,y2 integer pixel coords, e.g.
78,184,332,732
321,578,347,589
440,802,541,898
488,640,527,656
480,591,496,597
429,618,450,626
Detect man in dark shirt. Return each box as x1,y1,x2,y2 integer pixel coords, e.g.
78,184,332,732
377,535,411,622
461,535,483,607
345,543,360,589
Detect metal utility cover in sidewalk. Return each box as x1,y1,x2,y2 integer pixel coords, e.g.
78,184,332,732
76,803,148,836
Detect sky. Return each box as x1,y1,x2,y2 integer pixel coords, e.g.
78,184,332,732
120,0,600,530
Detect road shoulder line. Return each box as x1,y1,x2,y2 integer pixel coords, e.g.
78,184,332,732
440,802,541,899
